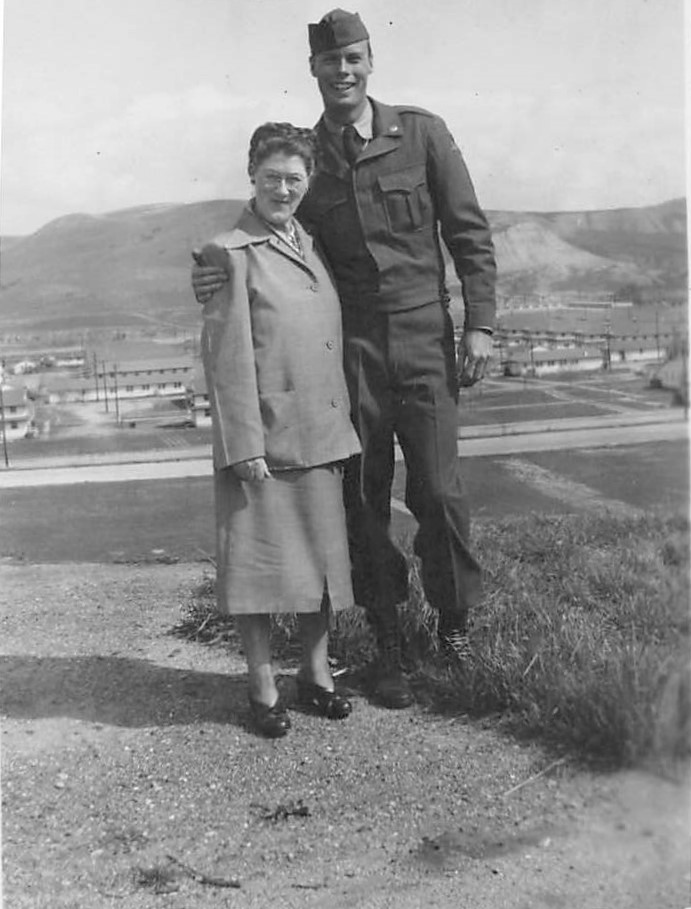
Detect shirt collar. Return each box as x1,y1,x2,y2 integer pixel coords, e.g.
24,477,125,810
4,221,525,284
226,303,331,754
323,99,374,141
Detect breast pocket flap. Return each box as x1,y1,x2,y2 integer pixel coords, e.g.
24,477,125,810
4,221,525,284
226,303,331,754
377,165,426,194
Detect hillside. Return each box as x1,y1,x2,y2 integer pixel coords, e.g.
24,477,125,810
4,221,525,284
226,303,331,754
489,220,653,296
487,199,687,299
0,201,246,333
0,236,26,253
0,198,686,333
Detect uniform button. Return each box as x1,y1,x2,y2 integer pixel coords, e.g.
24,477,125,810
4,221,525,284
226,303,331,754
326,340,334,350
309,284,318,292
331,398,339,408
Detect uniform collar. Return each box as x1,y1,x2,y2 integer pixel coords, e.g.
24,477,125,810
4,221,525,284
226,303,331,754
322,99,374,141
315,98,403,177
368,98,404,140
317,97,402,142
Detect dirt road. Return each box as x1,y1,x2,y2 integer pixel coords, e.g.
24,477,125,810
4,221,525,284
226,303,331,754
1,561,688,908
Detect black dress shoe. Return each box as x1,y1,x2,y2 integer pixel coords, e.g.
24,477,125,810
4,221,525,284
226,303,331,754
296,677,352,719
248,696,291,738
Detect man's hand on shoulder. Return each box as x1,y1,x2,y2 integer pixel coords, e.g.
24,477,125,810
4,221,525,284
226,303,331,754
191,249,228,304
457,329,493,388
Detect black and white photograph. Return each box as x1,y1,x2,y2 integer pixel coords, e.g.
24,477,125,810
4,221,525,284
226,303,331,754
0,1,688,906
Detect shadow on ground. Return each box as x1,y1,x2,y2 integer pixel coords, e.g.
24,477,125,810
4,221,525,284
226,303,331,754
0,655,251,730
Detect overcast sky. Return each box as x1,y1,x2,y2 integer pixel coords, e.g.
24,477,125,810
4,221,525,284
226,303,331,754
0,0,686,235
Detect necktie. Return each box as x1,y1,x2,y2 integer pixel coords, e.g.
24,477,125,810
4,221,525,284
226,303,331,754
342,124,363,166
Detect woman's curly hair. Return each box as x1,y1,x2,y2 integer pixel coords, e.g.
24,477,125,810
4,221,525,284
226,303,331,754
248,122,317,178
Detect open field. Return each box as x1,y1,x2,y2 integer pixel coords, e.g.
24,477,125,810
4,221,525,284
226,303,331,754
2,440,687,563
459,372,680,427
8,424,210,460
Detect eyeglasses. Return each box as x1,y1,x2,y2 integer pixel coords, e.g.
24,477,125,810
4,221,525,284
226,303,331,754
257,172,307,191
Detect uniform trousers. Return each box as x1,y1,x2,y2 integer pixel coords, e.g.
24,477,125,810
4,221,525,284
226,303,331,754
341,299,481,629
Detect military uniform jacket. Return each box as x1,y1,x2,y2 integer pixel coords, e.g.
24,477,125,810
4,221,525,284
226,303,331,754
298,97,497,329
200,206,361,471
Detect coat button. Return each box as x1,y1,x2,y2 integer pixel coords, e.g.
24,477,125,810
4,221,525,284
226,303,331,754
309,283,318,292
331,398,339,408
326,340,334,350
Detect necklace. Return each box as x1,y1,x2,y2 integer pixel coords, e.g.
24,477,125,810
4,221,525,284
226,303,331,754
258,213,304,258
281,220,304,258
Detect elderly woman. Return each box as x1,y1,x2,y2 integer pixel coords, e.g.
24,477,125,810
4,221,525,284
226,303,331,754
200,122,360,738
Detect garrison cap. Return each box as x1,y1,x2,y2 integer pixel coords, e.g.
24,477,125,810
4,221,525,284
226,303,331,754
309,9,369,55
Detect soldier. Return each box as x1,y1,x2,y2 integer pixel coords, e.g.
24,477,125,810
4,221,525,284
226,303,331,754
193,8,496,709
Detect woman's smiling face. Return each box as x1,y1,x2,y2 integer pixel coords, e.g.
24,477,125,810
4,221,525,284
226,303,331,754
252,153,309,229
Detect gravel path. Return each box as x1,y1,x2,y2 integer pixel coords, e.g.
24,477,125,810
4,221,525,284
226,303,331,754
1,561,688,908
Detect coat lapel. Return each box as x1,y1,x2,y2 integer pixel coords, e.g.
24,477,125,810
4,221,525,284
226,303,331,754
233,205,318,278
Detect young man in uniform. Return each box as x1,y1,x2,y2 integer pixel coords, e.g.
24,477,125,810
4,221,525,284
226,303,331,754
193,9,497,709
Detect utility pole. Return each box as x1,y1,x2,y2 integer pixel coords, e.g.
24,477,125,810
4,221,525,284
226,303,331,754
655,307,661,361
113,363,120,423
92,352,99,401
497,334,505,376
102,360,109,413
681,334,689,420
0,384,9,467
603,323,611,371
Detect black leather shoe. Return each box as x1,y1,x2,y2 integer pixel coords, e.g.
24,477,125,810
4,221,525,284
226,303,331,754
248,696,291,738
296,677,352,719
373,669,414,709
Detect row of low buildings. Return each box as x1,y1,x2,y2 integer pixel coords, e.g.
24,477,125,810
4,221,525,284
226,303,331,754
497,301,686,342
0,352,209,441
493,303,686,377
42,358,194,404
0,362,212,443
1,318,686,441
497,335,672,377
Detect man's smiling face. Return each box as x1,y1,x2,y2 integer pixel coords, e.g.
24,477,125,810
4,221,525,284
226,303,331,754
310,39,373,121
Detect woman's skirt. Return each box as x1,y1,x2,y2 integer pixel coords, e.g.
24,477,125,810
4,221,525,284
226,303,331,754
214,463,354,615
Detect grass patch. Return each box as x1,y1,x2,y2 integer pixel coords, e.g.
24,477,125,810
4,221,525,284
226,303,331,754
176,510,689,767
450,511,689,766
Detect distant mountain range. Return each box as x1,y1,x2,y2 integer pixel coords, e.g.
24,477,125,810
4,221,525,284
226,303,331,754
0,198,686,334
